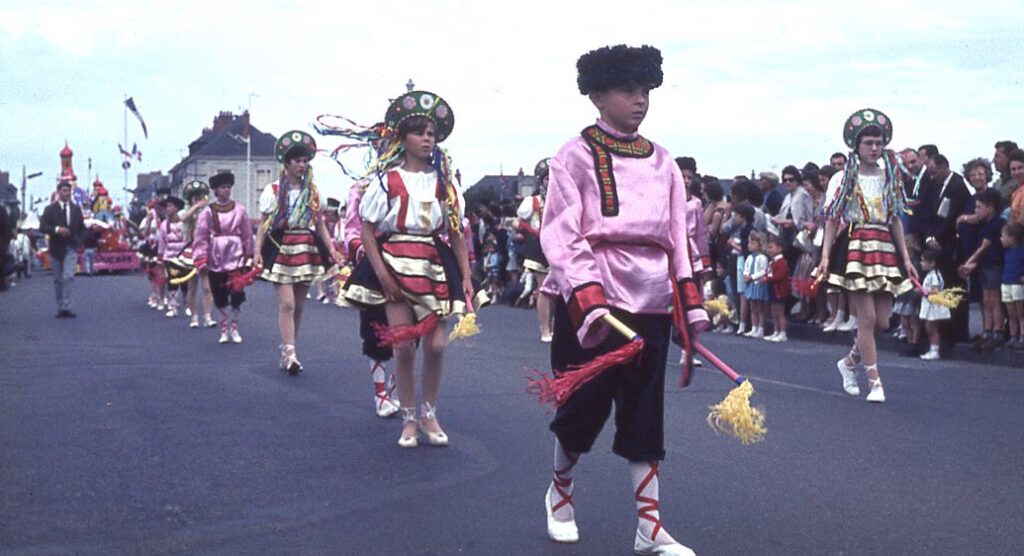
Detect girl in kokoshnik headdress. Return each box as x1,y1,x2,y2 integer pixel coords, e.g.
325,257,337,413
816,108,917,403
516,158,555,342
342,90,487,448
157,196,190,318
538,44,706,555
173,180,217,329
140,187,171,310
193,172,254,344
253,130,343,374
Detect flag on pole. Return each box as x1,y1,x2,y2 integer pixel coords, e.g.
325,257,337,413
124,97,149,138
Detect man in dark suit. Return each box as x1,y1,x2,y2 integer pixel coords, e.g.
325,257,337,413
925,154,973,345
39,180,85,317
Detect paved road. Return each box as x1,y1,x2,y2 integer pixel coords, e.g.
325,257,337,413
2,274,1022,555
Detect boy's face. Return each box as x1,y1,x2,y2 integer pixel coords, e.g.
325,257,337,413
766,242,782,257
975,201,994,220
590,83,650,134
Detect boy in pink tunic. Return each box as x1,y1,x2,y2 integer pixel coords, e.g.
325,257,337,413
344,178,399,418
192,172,254,344
539,44,706,556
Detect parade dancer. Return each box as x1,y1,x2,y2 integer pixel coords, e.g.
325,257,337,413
817,108,917,403
517,158,555,342
193,172,253,344
539,45,706,555
253,130,341,373
157,196,189,318
344,176,399,418
140,187,170,309
344,89,486,447
176,180,216,329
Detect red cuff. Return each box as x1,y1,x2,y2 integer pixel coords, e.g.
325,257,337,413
567,282,609,331
677,278,702,312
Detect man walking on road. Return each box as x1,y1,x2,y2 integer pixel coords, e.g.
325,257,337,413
39,180,85,317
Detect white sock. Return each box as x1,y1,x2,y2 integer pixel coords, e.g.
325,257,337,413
549,440,578,522
929,344,939,353
371,361,392,407
630,461,678,545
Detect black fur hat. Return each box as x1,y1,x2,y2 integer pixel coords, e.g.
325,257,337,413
576,44,663,95
210,172,235,188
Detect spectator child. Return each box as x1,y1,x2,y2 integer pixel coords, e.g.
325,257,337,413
919,248,950,360
958,189,1006,350
892,234,922,346
483,241,501,298
764,234,791,342
998,221,1024,349
743,231,770,338
728,202,756,335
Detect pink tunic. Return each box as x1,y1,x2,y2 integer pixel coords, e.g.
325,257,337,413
343,179,370,263
158,220,187,259
540,119,708,347
192,201,253,272
686,196,710,273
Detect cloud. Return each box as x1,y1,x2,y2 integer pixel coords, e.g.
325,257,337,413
1,0,1021,204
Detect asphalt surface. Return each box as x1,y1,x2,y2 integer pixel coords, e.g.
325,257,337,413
2,273,1022,555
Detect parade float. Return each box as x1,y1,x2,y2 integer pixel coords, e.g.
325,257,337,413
36,143,139,273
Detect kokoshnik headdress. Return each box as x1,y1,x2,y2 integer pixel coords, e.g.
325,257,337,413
313,89,464,234
265,130,323,233
824,108,907,224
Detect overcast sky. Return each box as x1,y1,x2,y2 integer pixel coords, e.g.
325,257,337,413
2,0,1021,208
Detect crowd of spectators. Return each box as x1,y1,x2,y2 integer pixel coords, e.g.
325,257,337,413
683,139,1024,358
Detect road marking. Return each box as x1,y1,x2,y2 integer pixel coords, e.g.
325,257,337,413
744,375,848,397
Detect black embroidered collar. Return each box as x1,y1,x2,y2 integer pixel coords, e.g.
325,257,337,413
582,125,653,158
580,125,655,216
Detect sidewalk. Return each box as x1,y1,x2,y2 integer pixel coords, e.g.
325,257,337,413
785,319,1021,369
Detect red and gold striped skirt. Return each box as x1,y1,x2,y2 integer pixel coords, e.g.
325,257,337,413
260,228,329,285
826,223,912,296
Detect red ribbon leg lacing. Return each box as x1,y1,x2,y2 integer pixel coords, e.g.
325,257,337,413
635,462,662,541
552,452,579,514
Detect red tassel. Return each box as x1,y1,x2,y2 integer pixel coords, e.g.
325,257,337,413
228,265,262,293
670,279,694,387
372,313,440,347
526,338,644,408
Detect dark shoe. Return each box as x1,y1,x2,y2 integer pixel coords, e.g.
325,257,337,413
56,310,75,318
970,335,989,349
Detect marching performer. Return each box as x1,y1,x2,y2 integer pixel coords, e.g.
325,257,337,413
253,131,341,373
157,196,193,318
517,159,555,342
175,180,216,329
817,108,916,403
140,187,170,309
193,172,254,344
343,89,486,447
344,176,399,418
538,44,706,555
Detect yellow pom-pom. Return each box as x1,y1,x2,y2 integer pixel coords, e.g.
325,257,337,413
706,380,767,445
703,296,731,317
448,313,481,342
927,287,965,309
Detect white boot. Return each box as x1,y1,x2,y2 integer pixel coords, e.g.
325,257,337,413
631,461,695,555
546,442,579,543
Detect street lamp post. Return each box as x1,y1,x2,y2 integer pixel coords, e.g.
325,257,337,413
21,165,42,221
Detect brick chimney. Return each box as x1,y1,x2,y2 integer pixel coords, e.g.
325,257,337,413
211,111,235,133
